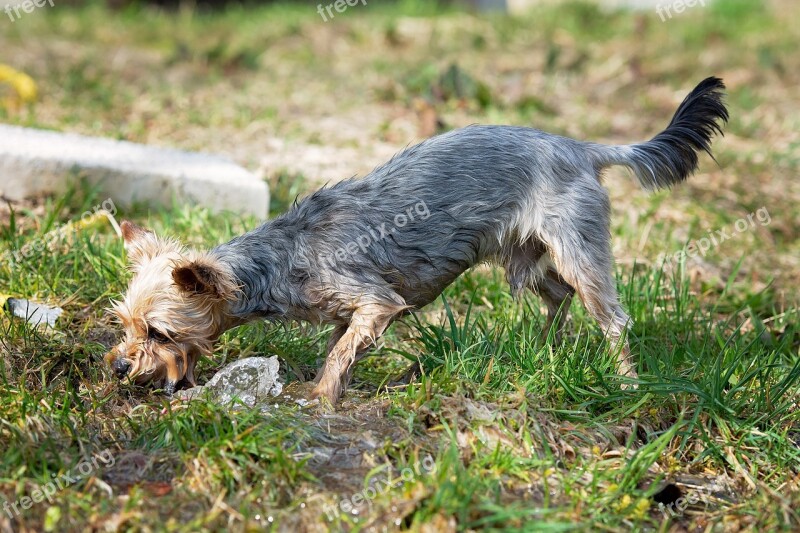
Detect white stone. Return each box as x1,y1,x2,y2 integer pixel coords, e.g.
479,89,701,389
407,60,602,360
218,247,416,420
505,0,689,14
0,124,268,218
177,356,283,408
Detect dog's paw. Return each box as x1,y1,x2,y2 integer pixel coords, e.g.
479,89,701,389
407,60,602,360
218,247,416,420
310,381,341,411
618,367,639,390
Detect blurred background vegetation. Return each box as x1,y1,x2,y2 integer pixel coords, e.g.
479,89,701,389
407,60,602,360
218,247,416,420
2,0,797,302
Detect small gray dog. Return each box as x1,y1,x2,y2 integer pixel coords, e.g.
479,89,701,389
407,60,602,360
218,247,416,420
108,77,728,404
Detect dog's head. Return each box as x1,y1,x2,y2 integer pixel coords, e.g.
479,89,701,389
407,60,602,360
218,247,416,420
106,221,238,394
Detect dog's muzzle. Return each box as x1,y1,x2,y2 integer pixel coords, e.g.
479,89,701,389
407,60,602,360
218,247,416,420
111,358,131,379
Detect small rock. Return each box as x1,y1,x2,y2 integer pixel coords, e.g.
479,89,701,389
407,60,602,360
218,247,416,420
1,296,62,328
295,398,315,407
177,356,283,408
176,386,205,402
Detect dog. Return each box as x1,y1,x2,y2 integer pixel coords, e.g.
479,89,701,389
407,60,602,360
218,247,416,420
107,77,728,404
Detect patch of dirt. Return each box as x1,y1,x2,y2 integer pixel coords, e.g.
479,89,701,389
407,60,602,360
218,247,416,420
103,449,181,492
280,383,411,492
267,383,428,531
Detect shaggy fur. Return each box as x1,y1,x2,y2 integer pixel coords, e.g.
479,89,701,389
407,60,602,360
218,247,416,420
107,77,728,403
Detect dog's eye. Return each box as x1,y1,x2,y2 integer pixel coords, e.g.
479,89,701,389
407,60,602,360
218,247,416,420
148,328,172,344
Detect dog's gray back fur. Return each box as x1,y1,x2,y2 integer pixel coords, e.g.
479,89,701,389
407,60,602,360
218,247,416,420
215,126,590,318
212,78,728,328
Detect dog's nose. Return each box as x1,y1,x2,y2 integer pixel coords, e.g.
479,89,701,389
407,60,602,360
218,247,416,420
112,358,131,379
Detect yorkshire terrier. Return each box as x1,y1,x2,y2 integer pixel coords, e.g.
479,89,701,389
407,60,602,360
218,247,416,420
107,77,728,404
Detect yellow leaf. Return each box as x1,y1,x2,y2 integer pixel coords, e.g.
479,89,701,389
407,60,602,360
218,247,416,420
632,497,650,518
0,64,38,110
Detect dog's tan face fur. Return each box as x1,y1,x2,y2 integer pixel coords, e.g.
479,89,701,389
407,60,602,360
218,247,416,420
106,221,238,394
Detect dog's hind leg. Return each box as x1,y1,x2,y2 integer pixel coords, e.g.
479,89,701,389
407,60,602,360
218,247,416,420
530,272,575,344
552,252,635,380
504,240,574,343
537,190,637,383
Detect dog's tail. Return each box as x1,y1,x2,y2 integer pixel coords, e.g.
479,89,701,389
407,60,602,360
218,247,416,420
591,77,729,191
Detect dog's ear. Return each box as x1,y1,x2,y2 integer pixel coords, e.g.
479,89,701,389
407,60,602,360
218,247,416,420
172,257,237,301
120,220,160,265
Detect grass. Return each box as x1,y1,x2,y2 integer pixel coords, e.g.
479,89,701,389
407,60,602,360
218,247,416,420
1,0,799,531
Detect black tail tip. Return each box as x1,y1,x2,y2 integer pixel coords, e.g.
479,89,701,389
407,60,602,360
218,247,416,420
695,76,726,92
680,76,730,125
627,77,730,191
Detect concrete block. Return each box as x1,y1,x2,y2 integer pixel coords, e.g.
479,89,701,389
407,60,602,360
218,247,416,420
0,124,268,218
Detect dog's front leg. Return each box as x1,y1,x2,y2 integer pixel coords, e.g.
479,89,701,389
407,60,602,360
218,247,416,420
310,303,397,405
312,325,347,384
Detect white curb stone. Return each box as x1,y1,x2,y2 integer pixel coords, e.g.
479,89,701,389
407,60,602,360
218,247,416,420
491,0,684,13
0,124,268,218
